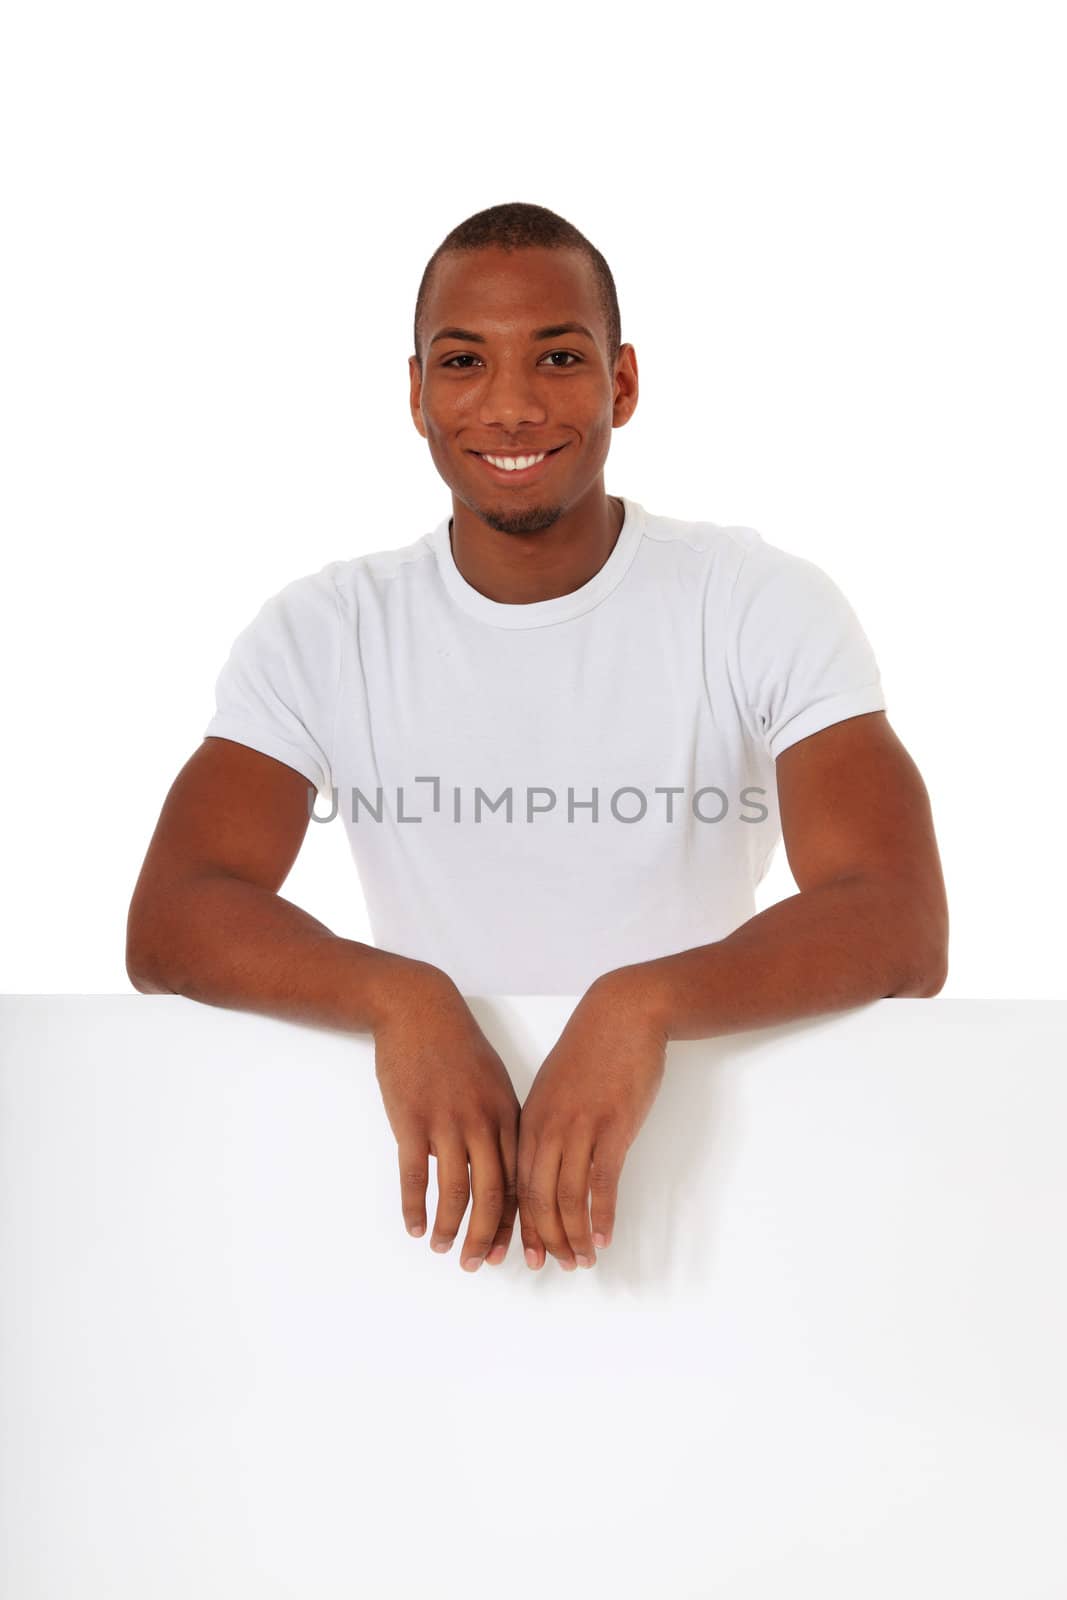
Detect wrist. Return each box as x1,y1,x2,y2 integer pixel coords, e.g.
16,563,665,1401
586,962,672,1041
360,950,459,1033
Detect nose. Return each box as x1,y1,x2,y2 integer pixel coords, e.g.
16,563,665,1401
477,360,550,430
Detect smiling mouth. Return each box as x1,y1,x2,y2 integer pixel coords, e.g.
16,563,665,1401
469,444,568,479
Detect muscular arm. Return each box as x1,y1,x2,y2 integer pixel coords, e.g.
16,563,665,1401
128,737,525,1270
125,737,444,1032
599,711,949,1041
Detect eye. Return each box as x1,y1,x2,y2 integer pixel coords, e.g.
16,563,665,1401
440,350,583,369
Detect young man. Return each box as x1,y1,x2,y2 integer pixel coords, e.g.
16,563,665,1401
126,202,948,1280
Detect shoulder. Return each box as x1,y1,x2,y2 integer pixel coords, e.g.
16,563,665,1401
328,534,437,608
715,526,859,627
252,535,437,633
655,508,876,676
638,504,761,562
223,561,346,674
636,506,801,627
252,559,346,621
637,503,786,578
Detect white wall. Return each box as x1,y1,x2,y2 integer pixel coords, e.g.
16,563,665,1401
1,1,1063,994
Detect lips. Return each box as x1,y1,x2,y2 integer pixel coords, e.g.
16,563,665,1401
469,444,568,482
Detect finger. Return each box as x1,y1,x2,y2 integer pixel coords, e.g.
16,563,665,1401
589,1133,625,1250
529,1137,576,1270
517,1129,547,1270
459,1124,508,1272
485,1119,519,1266
397,1136,429,1238
429,1129,470,1254
558,1126,597,1267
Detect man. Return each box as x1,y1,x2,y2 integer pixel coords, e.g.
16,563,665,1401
126,202,949,1280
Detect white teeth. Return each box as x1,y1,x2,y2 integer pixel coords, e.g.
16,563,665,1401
482,452,547,471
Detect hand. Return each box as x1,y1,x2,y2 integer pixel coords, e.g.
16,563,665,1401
371,965,521,1272
517,970,669,1271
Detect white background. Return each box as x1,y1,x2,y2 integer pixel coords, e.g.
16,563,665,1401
1,1,1063,995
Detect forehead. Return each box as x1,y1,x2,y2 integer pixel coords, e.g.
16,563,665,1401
426,246,599,326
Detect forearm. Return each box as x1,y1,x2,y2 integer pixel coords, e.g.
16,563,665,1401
602,873,948,1043
126,872,448,1034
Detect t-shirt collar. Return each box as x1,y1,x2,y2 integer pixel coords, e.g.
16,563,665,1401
428,496,645,629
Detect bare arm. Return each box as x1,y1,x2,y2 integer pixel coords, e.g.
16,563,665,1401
125,736,430,1031
599,710,950,1040
512,711,950,1271
125,736,522,1271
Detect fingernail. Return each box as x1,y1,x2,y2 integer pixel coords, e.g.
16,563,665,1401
525,1248,540,1269
576,1253,594,1268
409,1223,425,1237
431,1239,451,1253
593,1232,608,1248
463,1256,483,1272
486,1244,507,1265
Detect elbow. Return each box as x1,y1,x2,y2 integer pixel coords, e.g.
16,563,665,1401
889,920,949,999
125,901,173,995
127,961,167,994
126,906,149,991
887,954,948,999
126,868,216,996
876,877,949,998
914,954,949,997
126,942,166,994
917,896,951,996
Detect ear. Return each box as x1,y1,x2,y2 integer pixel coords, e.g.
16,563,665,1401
408,355,426,440
612,343,639,428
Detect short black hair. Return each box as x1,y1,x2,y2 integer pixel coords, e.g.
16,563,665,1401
413,202,621,372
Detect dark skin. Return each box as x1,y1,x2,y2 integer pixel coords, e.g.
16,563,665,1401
128,244,948,1279
408,244,948,1272
408,245,637,606
497,708,948,1270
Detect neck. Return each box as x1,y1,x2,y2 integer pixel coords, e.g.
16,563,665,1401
448,490,625,606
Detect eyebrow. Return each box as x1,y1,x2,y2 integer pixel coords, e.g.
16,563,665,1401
429,321,597,348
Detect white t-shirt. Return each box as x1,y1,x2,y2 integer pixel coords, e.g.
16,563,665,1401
203,496,886,995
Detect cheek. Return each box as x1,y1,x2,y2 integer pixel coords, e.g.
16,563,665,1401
584,412,615,450
425,395,475,435
420,412,456,453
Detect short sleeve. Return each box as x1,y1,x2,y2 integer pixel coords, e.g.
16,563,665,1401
728,536,887,761
202,564,342,795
